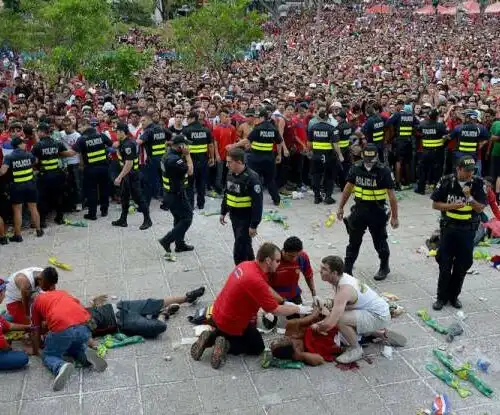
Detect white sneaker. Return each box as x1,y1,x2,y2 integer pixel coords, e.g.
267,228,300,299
336,346,363,364
53,362,74,391
85,348,108,372
75,204,83,212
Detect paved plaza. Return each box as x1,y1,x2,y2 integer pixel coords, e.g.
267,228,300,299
1,189,500,415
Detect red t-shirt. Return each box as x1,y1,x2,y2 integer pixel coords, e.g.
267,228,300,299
268,251,313,299
212,261,279,335
212,124,237,161
488,189,500,220
0,315,11,349
291,116,307,148
31,290,90,333
446,118,461,151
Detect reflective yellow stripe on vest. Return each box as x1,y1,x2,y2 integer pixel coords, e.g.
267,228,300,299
189,144,208,154
152,143,165,156
399,126,412,137
339,140,350,149
312,142,333,151
373,131,384,142
13,168,34,183
162,175,188,191
251,141,273,151
446,205,472,220
354,186,387,201
226,194,252,208
41,159,59,171
87,149,106,163
422,139,444,148
458,141,477,152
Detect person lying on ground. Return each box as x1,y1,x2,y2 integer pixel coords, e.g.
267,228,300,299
190,242,313,370
86,286,206,347
311,256,407,364
0,279,31,370
30,268,108,391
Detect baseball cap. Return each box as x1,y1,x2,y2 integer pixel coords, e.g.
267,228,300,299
464,109,478,119
458,155,476,171
116,122,129,134
172,134,191,145
362,144,378,161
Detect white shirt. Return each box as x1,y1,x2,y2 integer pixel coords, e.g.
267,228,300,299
5,267,43,305
60,130,81,165
337,273,389,318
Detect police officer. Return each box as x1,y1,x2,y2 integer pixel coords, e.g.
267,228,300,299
387,101,419,189
31,123,75,227
137,113,172,207
246,109,283,206
158,134,194,256
183,111,214,210
361,103,386,162
416,109,448,194
450,110,489,169
337,144,399,280
111,123,152,230
334,110,354,192
220,147,263,265
0,137,43,242
73,118,113,220
430,155,487,310
308,107,343,204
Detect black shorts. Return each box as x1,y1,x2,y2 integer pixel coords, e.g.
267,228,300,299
10,183,38,204
117,299,164,317
394,139,412,162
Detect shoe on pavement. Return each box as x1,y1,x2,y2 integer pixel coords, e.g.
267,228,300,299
432,299,446,311
164,303,180,318
450,298,462,309
112,219,128,227
336,346,363,364
53,362,74,391
139,218,152,230
314,196,322,204
382,329,407,347
191,330,213,361
324,197,336,205
186,286,205,303
9,234,23,243
0,236,8,245
210,336,230,369
36,229,44,237
175,244,194,253
374,267,390,281
85,347,108,372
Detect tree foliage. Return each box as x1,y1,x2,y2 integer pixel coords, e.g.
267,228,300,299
111,0,156,27
170,0,264,75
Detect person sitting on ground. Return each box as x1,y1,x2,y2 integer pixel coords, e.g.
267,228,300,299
268,236,318,309
86,286,206,346
190,242,313,369
4,267,47,324
30,268,108,391
311,256,407,364
0,279,31,370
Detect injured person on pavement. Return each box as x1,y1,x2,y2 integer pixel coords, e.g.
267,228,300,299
309,256,407,364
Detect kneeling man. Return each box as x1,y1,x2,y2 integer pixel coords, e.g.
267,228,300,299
312,256,406,364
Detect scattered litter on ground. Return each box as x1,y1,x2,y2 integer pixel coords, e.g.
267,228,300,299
466,269,479,275
261,350,304,369
417,309,449,334
428,249,437,257
164,355,172,361
490,255,500,269
183,267,196,272
456,311,466,321
164,253,177,262
200,210,220,217
98,333,145,357
473,247,491,260
431,393,451,415
478,297,487,302
426,361,472,398
325,212,335,228
382,345,393,360
382,292,399,301
291,191,304,200
391,240,399,244
446,323,464,343
63,219,87,227
231,376,237,380
389,303,406,317
48,256,72,271
263,210,289,229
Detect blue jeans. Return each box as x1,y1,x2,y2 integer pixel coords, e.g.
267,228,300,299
42,325,91,375
0,349,29,370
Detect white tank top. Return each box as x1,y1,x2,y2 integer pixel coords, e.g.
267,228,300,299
5,267,43,305
337,273,389,318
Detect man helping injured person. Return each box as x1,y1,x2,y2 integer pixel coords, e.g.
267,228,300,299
310,256,407,364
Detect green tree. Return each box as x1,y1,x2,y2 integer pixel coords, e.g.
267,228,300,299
170,0,264,77
84,45,153,92
111,0,156,26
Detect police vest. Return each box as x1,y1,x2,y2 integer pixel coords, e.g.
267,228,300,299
371,117,384,142
226,170,253,209
118,140,139,171
338,123,353,149
441,175,476,223
187,129,209,155
457,125,480,153
162,154,188,193
421,122,444,149
398,113,414,139
10,151,34,184
251,125,275,152
352,164,387,203
83,134,107,165
148,126,167,158
37,139,61,172
311,123,334,152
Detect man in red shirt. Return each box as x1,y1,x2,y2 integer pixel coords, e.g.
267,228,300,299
268,237,317,307
31,267,108,391
212,108,238,193
191,243,313,369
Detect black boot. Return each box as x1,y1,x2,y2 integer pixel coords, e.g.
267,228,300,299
324,197,336,205
36,229,44,237
112,218,128,227
139,212,152,230
374,261,390,281
54,215,64,225
314,195,322,204
0,236,8,245
175,243,194,252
